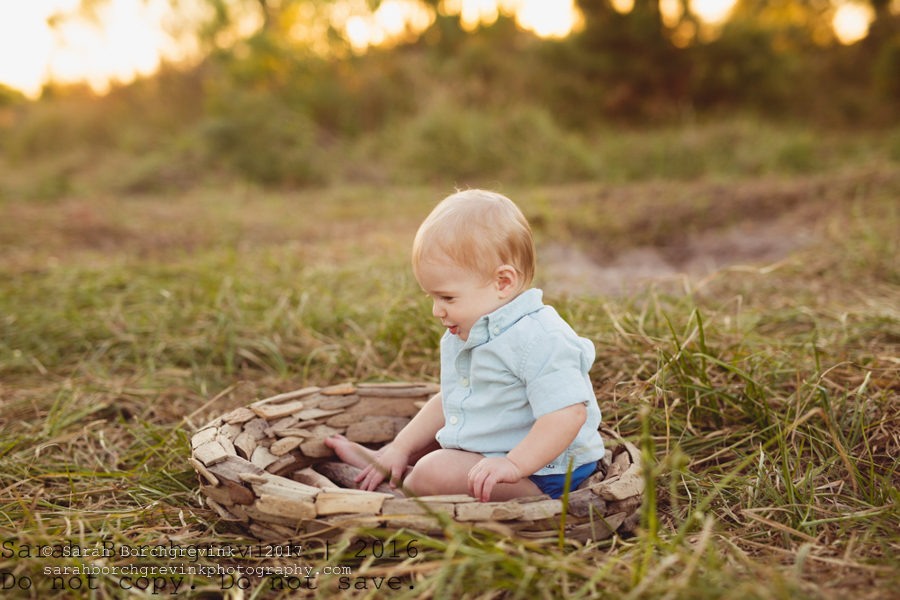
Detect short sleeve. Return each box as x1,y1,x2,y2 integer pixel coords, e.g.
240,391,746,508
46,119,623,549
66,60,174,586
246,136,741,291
521,330,595,418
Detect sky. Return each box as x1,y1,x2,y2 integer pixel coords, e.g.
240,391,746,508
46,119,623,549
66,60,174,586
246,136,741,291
0,0,881,98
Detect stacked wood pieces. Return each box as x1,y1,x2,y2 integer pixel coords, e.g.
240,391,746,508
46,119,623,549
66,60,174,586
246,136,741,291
190,382,644,543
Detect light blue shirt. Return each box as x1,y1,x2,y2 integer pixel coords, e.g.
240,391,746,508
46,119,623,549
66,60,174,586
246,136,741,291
436,288,604,476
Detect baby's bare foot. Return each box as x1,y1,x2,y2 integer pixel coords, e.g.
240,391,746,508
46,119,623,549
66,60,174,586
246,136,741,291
324,434,376,470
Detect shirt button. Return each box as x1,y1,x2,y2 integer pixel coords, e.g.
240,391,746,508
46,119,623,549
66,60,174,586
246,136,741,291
492,327,499,335
460,378,469,387
449,416,458,425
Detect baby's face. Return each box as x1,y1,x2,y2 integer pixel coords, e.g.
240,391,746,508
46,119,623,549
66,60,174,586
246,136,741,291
416,259,508,342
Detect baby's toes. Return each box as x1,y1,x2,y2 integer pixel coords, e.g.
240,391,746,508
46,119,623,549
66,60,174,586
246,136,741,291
323,434,348,448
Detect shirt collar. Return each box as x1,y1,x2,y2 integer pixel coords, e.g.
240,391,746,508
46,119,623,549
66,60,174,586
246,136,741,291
464,288,544,348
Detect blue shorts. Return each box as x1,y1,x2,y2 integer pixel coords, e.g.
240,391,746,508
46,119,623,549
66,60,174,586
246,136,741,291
528,461,598,499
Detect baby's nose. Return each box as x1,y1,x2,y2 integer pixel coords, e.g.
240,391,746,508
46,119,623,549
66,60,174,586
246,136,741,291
432,302,444,318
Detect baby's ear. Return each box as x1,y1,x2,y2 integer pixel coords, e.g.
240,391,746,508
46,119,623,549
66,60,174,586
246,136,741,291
495,265,519,298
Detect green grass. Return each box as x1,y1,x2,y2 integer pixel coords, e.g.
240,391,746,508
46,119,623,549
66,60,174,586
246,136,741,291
0,168,898,598
4,114,900,198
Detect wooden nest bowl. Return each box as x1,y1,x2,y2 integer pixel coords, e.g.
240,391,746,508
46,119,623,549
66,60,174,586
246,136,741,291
190,382,644,543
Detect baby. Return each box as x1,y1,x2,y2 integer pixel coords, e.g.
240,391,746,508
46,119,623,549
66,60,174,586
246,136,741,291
325,190,604,502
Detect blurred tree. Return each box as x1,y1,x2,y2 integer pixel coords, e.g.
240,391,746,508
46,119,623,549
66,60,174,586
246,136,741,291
58,0,898,132
532,0,692,120
868,0,900,42
862,0,900,100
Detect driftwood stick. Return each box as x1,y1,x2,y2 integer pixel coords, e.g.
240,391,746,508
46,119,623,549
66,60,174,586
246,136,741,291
252,386,321,407
316,462,404,498
292,467,341,489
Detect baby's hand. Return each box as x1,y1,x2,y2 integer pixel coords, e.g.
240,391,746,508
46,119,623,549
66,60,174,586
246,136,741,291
468,457,523,502
354,445,409,491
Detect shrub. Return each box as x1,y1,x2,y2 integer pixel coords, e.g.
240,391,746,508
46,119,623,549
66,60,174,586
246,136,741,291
776,136,817,174
380,103,597,185
0,83,25,107
106,148,200,194
3,97,117,160
201,91,328,185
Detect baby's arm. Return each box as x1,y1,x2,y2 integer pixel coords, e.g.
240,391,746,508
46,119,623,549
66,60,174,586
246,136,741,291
468,402,587,502
355,391,445,491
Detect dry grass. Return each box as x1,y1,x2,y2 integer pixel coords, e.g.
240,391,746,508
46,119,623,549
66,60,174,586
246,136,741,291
0,167,898,598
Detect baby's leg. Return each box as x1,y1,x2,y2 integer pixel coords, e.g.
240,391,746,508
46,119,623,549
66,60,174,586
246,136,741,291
324,435,441,472
325,434,440,469
405,449,542,501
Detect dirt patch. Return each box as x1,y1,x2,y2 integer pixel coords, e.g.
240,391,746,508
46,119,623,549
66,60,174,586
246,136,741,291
530,167,900,296
539,218,813,296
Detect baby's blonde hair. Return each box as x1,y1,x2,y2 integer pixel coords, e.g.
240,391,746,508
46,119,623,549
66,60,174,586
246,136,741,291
412,190,535,288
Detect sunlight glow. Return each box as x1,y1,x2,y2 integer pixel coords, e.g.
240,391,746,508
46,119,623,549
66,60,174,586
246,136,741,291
691,0,738,25
462,0,499,31
659,0,685,28
439,0,498,31
0,1,58,97
439,0,581,38
0,0,885,97
610,0,635,14
832,3,875,44
0,0,192,98
516,0,582,38
337,0,435,52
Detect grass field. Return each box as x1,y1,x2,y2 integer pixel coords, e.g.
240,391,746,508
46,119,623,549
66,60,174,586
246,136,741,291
0,162,898,598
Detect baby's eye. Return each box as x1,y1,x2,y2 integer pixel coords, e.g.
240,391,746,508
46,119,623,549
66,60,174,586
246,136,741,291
441,296,454,302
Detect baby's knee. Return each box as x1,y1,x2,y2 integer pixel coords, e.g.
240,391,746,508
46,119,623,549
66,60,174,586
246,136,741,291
403,452,443,496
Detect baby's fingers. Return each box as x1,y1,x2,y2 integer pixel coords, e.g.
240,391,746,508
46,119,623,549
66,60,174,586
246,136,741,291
354,464,374,484
480,476,497,503
468,466,488,502
388,465,404,488
357,463,387,490
365,466,389,490
475,472,496,502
